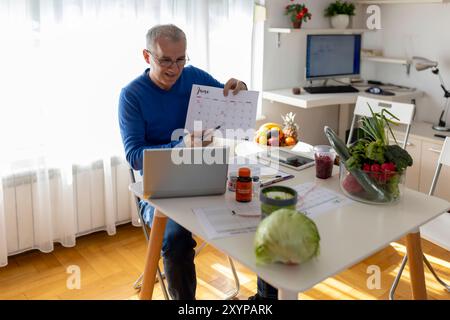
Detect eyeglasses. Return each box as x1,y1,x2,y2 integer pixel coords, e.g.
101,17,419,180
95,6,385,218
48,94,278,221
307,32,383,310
146,50,189,68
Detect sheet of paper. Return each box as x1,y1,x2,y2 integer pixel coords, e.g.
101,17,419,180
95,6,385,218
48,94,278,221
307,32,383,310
293,182,352,218
184,85,259,138
228,156,291,179
193,206,260,240
193,182,352,240
290,141,314,156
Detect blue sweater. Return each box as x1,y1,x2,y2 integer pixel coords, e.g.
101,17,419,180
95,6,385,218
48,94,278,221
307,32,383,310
118,66,224,171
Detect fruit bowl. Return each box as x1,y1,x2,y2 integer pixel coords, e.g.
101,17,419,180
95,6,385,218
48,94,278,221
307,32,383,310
256,114,299,147
339,162,405,205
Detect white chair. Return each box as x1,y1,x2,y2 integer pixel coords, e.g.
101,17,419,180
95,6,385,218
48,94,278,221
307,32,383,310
347,96,415,148
129,168,240,300
389,138,450,300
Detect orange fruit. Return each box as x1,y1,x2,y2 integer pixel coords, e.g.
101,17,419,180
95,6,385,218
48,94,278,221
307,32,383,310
285,137,296,146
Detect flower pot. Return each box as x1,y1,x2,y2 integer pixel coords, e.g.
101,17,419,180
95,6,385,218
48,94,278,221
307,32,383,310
292,20,302,29
330,14,350,29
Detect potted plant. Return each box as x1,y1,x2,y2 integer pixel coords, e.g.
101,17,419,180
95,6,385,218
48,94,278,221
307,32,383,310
284,1,312,29
324,1,355,29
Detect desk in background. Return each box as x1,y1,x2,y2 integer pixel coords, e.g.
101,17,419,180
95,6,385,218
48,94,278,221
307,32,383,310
262,87,424,140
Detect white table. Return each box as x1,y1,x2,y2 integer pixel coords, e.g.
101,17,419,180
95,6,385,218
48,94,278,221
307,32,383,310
262,87,423,140
131,142,449,300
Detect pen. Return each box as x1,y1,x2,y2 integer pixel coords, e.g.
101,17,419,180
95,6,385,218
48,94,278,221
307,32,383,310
202,124,223,140
434,134,448,139
260,174,282,181
260,175,295,188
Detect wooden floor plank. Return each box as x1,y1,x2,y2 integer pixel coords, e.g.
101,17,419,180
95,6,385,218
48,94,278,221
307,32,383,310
0,223,448,300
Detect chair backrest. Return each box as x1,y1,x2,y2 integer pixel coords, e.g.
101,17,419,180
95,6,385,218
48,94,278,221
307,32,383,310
129,167,141,201
429,137,450,196
437,137,450,167
129,167,150,240
347,96,415,149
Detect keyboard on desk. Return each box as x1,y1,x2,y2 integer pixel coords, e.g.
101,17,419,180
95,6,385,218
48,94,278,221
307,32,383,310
303,85,359,94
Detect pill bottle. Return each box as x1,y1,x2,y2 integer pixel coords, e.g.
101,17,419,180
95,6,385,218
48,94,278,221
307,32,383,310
228,172,238,192
236,167,252,202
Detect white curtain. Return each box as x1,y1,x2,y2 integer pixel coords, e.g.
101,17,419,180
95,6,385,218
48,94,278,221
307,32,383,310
0,0,255,267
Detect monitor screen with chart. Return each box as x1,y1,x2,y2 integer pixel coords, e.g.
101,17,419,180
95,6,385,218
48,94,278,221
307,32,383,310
306,34,362,80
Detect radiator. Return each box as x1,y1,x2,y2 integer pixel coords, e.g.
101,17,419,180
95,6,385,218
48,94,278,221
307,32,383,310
2,158,139,257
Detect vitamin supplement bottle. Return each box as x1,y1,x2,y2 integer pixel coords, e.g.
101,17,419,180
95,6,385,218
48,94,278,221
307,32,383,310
236,167,252,202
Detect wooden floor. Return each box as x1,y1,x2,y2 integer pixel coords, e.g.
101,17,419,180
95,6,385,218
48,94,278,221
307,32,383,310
0,223,448,300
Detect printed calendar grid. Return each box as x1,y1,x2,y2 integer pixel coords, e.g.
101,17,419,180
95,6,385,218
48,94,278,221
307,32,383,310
185,85,259,135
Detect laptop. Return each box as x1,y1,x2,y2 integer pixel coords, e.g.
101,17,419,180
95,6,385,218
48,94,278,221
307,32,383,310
142,146,230,199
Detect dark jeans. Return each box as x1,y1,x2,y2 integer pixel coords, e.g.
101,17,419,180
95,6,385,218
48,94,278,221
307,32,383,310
141,201,197,300
257,278,278,299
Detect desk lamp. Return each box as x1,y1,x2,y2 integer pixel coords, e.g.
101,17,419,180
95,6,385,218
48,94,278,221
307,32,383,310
413,56,450,131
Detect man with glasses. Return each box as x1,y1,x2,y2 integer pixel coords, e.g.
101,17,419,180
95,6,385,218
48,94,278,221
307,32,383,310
118,24,250,300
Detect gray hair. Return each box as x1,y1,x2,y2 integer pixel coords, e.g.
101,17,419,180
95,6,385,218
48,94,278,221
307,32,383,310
146,24,186,51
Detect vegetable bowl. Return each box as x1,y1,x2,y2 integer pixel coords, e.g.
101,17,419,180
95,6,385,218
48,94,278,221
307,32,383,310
324,103,413,205
339,162,405,204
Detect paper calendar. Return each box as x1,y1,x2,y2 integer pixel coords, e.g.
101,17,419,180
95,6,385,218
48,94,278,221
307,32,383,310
184,85,259,138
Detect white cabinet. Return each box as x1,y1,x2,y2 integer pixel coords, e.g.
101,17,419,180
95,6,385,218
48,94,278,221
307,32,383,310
392,125,448,195
405,137,422,191
389,133,421,190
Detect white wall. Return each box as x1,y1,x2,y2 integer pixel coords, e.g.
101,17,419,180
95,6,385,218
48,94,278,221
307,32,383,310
260,0,366,145
263,0,337,90
260,1,450,144
361,4,450,124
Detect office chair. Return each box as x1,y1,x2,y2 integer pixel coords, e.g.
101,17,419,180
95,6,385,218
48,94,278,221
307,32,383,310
346,96,415,148
129,168,240,300
389,138,450,300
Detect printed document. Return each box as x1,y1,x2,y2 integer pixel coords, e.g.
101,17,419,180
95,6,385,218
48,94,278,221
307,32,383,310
185,85,259,137
193,205,260,240
294,182,352,218
193,183,352,240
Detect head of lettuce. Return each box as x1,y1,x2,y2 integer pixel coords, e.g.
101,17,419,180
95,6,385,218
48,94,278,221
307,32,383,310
254,208,321,265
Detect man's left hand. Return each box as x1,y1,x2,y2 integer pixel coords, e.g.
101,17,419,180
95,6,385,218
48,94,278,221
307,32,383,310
223,78,247,96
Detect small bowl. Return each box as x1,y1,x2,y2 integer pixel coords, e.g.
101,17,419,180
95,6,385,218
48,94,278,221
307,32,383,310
260,186,298,219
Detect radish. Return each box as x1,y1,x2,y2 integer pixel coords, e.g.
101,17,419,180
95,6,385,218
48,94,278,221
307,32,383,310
342,173,364,194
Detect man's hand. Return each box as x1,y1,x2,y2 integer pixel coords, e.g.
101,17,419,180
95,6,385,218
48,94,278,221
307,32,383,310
183,131,215,148
223,78,248,96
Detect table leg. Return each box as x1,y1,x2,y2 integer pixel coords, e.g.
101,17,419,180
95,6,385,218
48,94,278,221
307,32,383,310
139,209,168,300
405,231,428,300
278,289,298,300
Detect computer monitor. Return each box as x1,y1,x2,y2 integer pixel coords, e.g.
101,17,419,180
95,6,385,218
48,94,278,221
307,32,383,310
306,34,362,80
